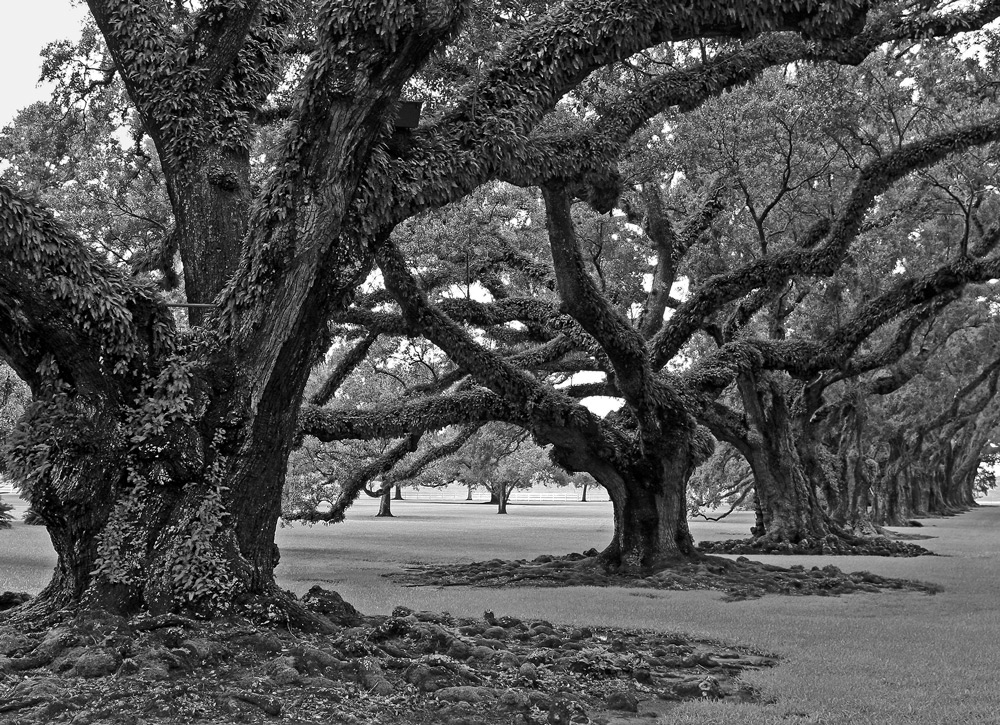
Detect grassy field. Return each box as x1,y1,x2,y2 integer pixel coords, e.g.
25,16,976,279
2,491,999,723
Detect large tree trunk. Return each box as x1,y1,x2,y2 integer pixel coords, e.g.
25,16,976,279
11,401,131,612
167,148,250,325
871,435,914,525
10,342,312,618
0,0,458,619
944,426,990,510
591,432,708,573
815,386,881,537
738,371,835,544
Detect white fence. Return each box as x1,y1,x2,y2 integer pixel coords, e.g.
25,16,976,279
401,487,610,503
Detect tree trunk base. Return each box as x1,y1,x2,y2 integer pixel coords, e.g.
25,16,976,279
0,581,338,633
597,542,700,576
698,530,932,557
389,548,940,599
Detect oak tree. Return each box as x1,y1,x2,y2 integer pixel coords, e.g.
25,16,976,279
4,0,1000,621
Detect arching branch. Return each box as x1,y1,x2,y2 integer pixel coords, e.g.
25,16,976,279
0,184,173,397
287,433,421,523
385,423,484,485
370,233,599,432
310,331,379,406
650,117,1000,370
299,389,521,443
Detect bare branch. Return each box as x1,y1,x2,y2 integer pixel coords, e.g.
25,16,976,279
311,332,378,406
650,116,1000,369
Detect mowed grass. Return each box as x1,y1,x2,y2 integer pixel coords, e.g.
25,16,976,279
2,490,999,723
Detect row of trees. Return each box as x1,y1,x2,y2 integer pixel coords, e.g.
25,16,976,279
290,28,1000,551
1,0,999,620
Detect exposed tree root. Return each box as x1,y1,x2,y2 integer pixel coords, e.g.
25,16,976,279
390,549,941,601
0,586,774,724
697,533,933,557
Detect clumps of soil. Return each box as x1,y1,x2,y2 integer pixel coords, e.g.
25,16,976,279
0,587,773,725
391,550,941,601
697,534,932,558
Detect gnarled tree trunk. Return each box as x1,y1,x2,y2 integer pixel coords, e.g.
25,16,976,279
571,429,711,573
737,371,835,544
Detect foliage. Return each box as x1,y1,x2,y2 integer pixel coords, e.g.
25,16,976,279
0,497,11,529
688,443,754,518
4,0,1000,616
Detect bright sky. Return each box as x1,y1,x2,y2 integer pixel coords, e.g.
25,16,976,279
0,1,89,128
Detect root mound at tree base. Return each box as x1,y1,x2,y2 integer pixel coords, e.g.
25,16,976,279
697,534,933,557
0,589,771,725
390,550,941,601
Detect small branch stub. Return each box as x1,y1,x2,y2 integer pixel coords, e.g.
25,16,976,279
394,101,423,129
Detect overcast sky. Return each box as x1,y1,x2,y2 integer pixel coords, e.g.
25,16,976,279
0,1,88,128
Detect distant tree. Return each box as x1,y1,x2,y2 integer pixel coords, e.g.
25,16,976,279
0,498,11,530
688,443,756,525
663,41,1000,545
298,11,1000,566
374,424,550,515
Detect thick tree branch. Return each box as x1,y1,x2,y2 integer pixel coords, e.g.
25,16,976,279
827,294,958,387
310,331,378,406
920,354,1000,435
464,3,1000,198
385,424,484,484
190,0,264,88
352,1,869,229
765,254,1000,377
288,433,421,523
650,116,1000,370
299,389,521,443
0,185,173,397
542,184,663,427
370,233,599,432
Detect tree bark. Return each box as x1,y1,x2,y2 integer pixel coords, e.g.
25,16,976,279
580,430,707,573
805,384,881,537
376,488,394,517
737,371,835,543
167,149,250,325
496,481,509,514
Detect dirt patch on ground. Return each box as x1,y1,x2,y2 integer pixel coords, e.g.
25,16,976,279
0,587,774,725
697,534,933,558
390,550,941,601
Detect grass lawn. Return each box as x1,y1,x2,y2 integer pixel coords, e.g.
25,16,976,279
2,491,998,723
